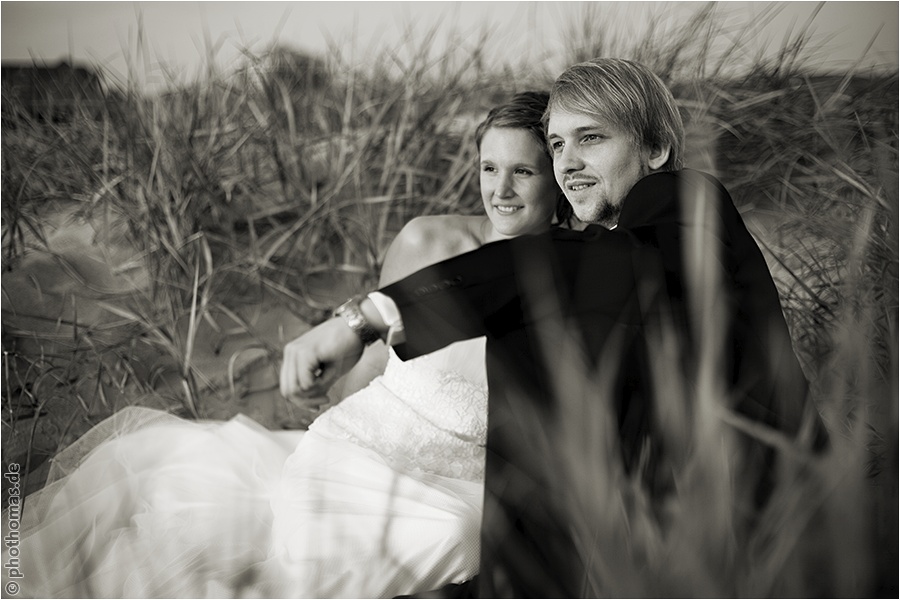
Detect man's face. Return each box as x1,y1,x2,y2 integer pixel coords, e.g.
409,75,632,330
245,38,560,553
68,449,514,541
547,109,660,228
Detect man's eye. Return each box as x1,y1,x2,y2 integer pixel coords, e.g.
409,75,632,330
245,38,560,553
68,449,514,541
482,165,495,173
515,168,533,176
549,141,563,153
583,134,603,143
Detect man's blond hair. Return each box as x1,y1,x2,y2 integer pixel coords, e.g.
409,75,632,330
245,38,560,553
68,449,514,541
544,58,684,172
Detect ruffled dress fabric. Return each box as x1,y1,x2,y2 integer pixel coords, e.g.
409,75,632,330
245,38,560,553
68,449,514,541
4,338,488,598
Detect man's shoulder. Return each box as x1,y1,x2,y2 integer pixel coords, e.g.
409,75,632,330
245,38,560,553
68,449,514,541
619,169,731,229
630,169,727,197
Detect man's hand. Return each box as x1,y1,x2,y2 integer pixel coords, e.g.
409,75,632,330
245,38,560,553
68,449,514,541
280,317,365,406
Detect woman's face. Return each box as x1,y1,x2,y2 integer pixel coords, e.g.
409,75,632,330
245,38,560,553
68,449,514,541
479,127,559,238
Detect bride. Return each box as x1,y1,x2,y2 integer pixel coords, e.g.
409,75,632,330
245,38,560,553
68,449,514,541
4,91,568,598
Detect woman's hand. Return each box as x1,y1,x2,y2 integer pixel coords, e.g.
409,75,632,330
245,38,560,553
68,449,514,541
280,317,365,405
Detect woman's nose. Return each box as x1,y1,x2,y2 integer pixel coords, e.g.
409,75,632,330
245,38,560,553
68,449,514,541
494,173,514,198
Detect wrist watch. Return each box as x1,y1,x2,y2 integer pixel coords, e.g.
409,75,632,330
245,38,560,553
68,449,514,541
333,296,381,346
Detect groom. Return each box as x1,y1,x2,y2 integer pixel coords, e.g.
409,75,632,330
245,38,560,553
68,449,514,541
281,59,826,597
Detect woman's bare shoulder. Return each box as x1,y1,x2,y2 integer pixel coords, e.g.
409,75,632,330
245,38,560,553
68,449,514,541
394,215,483,257
379,215,485,285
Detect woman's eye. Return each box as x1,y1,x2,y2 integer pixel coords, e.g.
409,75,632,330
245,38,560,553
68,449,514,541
583,134,602,143
482,165,495,173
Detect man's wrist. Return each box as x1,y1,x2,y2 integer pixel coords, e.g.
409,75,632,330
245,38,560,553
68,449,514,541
333,296,384,346
358,297,389,335
331,293,404,347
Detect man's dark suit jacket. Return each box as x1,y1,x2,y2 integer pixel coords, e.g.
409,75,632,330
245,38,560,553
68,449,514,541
381,170,825,598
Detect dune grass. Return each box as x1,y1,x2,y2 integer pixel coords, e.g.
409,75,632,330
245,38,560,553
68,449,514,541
1,3,896,596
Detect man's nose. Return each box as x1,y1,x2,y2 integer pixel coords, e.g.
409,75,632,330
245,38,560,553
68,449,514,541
555,145,583,173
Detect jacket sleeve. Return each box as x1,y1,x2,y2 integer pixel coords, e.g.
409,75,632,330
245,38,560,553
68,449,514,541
379,226,650,361
379,234,531,360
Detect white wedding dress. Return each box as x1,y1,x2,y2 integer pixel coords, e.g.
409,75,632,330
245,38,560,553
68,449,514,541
5,338,487,598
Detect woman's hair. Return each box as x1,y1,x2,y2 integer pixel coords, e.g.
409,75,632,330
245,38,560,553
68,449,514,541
544,58,684,172
475,91,572,225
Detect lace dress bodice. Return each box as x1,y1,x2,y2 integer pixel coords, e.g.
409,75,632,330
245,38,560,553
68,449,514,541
310,338,488,482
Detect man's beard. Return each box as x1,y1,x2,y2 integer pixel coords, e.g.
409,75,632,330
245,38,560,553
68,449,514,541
595,202,621,229
573,200,621,229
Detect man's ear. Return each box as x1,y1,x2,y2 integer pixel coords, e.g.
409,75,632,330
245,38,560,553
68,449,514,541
646,144,671,171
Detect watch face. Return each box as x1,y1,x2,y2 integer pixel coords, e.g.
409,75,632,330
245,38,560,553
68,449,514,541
335,299,379,345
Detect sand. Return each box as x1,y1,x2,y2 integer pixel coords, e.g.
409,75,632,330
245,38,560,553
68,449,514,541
1,202,351,496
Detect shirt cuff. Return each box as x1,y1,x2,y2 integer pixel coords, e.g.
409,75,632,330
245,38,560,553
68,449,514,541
367,291,405,346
